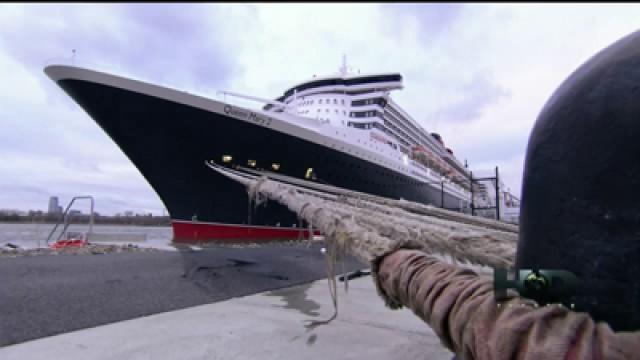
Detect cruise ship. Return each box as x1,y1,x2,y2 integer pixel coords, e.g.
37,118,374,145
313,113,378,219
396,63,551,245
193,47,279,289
45,59,480,242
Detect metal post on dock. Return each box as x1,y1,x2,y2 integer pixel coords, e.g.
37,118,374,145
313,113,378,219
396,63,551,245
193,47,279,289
495,166,500,221
470,171,475,216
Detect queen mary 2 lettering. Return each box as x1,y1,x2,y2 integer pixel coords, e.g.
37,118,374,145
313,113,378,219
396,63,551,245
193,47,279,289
44,60,476,243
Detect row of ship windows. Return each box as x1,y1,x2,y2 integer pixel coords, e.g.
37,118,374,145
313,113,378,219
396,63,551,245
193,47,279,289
296,97,385,107
297,109,348,116
352,98,386,107
299,99,345,106
298,109,380,116
296,109,379,118
352,110,379,118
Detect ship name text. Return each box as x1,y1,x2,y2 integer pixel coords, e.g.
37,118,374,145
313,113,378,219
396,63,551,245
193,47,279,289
224,105,271,126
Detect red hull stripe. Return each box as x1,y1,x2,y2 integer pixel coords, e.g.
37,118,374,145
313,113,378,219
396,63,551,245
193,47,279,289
172,221,319,242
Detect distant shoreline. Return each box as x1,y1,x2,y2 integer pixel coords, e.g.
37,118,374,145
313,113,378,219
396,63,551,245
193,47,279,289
0,215,172,227
0,221,172,227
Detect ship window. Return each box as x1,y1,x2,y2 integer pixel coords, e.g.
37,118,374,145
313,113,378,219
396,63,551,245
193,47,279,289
319,99,323,104
305,168,314,179
335,109,338,114
341,99,345,105
326,109,329,113
222,155,232,163
248,159,256,167
343,110,346,115
333,99,337,104
272,163,280,171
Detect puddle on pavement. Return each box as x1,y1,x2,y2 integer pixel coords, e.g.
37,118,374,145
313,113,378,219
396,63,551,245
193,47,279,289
306,333,317,346
265,283,321,317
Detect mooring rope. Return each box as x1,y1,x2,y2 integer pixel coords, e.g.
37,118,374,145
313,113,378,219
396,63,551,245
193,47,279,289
212,166,518,325
242,175,517,268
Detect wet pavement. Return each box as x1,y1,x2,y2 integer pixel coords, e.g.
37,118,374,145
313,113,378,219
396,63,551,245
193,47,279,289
0,242,363,347
0,274,455,360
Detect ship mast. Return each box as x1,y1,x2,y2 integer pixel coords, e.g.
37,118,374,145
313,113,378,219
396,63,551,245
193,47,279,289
339,54,348,76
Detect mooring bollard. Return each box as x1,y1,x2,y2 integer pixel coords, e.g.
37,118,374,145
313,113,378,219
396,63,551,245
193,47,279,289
517,30,640,331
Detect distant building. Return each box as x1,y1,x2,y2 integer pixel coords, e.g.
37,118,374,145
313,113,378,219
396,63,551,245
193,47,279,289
124,211,134,217
68,209,82,216
0,208,26,216
48,196,63,215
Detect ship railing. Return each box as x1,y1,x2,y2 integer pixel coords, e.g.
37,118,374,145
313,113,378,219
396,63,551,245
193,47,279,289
216,90,294,111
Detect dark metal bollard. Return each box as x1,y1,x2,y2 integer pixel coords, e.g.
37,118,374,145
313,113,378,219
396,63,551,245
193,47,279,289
517,30,640,331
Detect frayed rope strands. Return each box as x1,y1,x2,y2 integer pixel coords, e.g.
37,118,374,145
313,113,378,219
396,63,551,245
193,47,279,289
213,165,518,324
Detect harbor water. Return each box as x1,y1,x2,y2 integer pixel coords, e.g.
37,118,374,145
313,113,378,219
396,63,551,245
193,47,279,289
0,223,174,250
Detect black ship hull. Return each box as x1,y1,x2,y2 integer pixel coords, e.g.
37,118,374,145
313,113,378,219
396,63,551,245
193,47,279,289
49,66,466,242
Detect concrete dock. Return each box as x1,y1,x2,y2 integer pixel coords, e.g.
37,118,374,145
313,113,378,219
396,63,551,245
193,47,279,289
0,242,362,346
0,274,454,360
0,241,457,359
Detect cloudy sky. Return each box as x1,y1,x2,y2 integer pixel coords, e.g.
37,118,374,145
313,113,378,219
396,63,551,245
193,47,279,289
1,3,639,215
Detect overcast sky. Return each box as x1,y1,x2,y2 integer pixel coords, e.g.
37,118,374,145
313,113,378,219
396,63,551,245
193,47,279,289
1,3,639,215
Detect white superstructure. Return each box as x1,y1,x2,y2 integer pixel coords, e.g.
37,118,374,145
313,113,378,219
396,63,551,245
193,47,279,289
258,61,473,200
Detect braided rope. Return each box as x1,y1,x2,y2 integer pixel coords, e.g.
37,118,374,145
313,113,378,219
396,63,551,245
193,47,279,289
210,166,519,325
242,176,516,269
